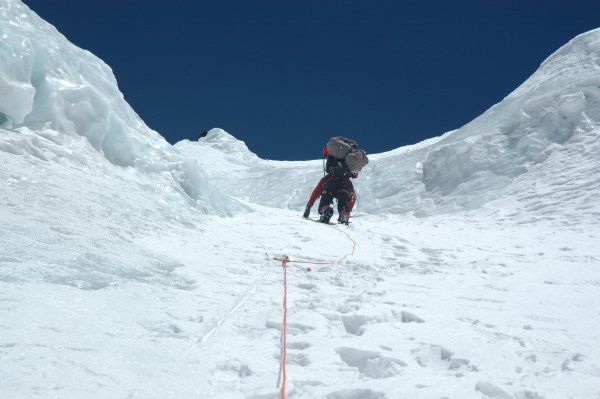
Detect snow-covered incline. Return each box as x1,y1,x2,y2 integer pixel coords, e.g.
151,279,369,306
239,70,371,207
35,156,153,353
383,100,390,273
1,1,599,398
179,29,600,221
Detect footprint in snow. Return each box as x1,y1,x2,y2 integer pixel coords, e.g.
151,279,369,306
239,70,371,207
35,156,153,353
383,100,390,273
215,361,253,378
265,320,315,335
340,313,387,336
287,341,311,350
341,314,371,336
336,347,406,379
297,282,317,291
286,352,310,367
412,344,478,372
339,302,361,314
398,311,425,323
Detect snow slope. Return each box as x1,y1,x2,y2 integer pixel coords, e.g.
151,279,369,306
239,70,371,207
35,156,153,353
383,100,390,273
1,1,600,399
178,29,600,219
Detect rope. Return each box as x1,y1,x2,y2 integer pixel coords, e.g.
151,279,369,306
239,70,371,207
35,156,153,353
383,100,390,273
130,213,357,399
330,225,357,265
273,256,332,265
273,223,356,397
276,256,289,399
273,222,357,267
128,222,270,399
176,281,262,359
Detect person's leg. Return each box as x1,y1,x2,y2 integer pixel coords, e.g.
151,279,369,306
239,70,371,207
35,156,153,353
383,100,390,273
347,180,356,212
335,180,353,224
336,179,354,212
317,179,338,223
336,189,351,214
317,192,334,214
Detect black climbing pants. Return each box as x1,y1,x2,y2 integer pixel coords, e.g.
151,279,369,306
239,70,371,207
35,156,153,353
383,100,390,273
318,177,354,214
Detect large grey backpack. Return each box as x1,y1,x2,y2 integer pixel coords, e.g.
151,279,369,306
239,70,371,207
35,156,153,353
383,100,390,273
327,136,357,160
345,149,369,172
326,136,369,173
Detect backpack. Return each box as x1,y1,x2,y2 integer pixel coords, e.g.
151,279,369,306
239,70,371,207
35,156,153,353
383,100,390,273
325,136,369,174
327,136,357,160
345,149,368,172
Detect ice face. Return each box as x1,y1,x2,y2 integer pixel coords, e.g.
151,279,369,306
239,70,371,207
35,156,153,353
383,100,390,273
0,0,241,215
0,0,174,170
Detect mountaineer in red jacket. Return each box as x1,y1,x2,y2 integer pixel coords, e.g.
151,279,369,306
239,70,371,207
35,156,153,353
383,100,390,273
302,146,358,225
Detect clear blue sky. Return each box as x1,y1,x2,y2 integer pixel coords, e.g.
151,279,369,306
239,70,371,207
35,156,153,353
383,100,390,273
25,0,600,160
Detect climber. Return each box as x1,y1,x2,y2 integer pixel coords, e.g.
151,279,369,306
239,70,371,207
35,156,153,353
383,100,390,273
302,137,368,225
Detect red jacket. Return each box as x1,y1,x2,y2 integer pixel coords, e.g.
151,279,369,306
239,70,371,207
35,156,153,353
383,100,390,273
306,175,356,211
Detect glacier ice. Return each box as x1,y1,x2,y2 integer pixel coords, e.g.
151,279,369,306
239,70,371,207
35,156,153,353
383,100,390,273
0,0,240,216
0,0,171,169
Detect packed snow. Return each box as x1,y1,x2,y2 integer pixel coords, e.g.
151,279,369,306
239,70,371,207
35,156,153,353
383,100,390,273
1,1,600,398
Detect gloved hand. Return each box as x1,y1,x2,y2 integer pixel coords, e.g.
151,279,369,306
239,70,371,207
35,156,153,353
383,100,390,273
302,207,310,219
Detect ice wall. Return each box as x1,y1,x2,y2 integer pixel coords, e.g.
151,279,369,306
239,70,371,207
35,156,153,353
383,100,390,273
417,28,600,211
0,0,175,169
0,0,240,215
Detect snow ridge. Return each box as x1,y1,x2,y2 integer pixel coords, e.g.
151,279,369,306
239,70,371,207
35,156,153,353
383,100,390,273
180,30,600,220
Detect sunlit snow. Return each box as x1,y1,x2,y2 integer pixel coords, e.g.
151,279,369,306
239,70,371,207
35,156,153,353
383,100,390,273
1,1,599,398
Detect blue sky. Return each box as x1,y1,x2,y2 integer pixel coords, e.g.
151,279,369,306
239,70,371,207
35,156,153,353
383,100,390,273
26,0,600,160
